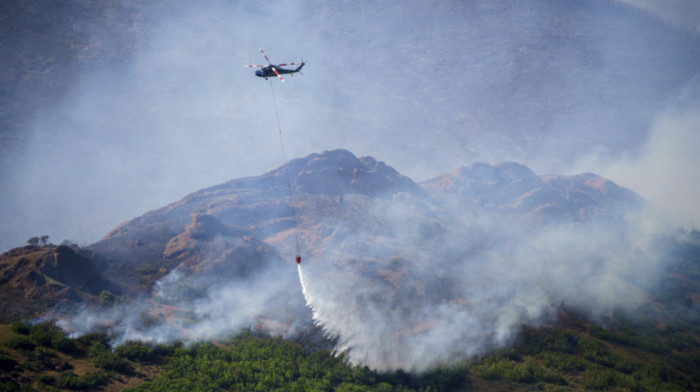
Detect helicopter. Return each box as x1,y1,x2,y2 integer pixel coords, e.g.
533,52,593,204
245,48,304,82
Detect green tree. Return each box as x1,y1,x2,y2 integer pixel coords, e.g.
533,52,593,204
27,236,39,246
99,291,117,306
39,235,49,245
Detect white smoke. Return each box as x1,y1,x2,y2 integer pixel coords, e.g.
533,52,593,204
52,171,674,372
296,194,668,372
57,239,308,346
575,76,700,226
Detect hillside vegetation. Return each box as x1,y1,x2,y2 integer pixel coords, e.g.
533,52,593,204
1,235,698,391
1,307,698,391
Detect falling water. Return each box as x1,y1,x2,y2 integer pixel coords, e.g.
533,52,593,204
297,264,311,310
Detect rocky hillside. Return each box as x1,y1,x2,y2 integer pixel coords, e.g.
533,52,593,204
86,150,425,291
80,149,642,295
0,245,117,322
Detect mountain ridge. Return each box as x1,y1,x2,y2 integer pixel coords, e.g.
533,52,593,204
86,148,644,294
1,148,644,313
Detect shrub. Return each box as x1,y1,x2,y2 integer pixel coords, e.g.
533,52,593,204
152,343,176,358
578,338,620,368
57,371,109,390
38,374,56,385
92,345,131,373
10,320,31,335
538,351,587,372
55,336,76,353
473,357,566,385
0,354,18,372
21,360,41,372
116,341,157,363
29,323,53,346
4,335,36,351
32,347,58,359
589,325,636,346
29,321,74,352
517,327,579,356
0,381,35,392
580,367,634,390
81,371,110,388
78,332,110,347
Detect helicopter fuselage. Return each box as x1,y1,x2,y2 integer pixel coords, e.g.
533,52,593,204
255,64,304,79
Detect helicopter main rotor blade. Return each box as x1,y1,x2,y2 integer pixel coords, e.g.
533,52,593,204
245,64,266,68
272,66,285,82
259,47,272,64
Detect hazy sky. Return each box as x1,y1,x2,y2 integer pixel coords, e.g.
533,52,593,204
1,0,699,251
618,0,700,32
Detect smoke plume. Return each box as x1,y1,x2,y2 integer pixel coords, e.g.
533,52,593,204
575,77,700,226
58,236,308,346
295,193,668,371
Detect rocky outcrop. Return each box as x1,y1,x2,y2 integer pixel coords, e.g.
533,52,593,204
288,149,427,198
163,213,275,278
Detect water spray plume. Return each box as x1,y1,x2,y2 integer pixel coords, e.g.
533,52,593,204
297,264,310,309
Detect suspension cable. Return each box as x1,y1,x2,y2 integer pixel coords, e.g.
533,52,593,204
268,80,302,259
